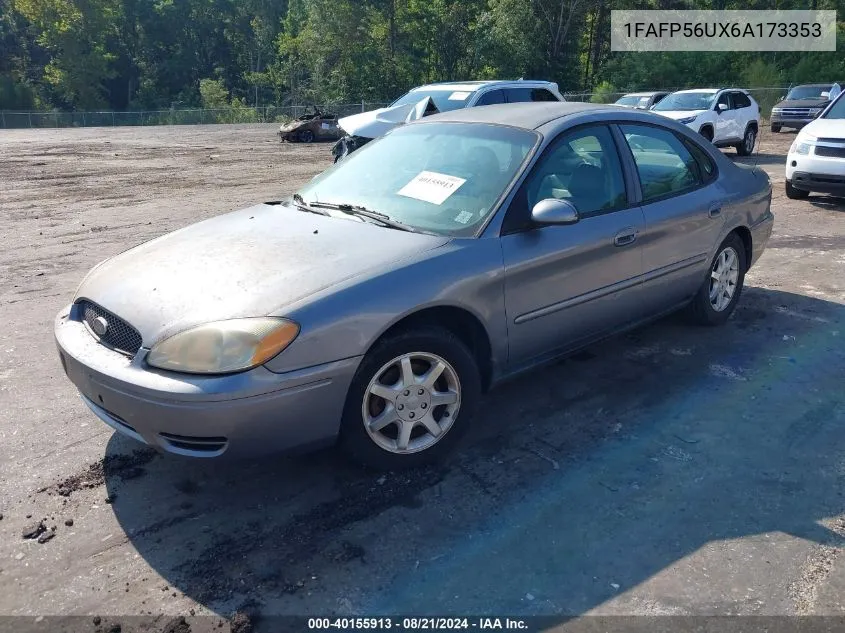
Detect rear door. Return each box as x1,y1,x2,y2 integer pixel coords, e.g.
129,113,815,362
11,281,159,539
618,123,724,312
500,124,646,368
731,91,755,135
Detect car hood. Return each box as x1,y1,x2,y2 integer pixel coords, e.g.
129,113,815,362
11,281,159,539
75,203,449,346
801,118,845,138
774,98,830,109
338,97,435,139
653,109,708,120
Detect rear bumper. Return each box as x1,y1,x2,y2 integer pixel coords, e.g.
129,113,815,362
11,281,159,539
749,210,774,269
55,305,361,458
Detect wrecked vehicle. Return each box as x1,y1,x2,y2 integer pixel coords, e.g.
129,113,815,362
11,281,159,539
278,106,343,143
331,79,564,162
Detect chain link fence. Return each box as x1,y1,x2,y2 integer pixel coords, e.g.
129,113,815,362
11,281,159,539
0,102,391,130
563,87,790,119
1,88,795,130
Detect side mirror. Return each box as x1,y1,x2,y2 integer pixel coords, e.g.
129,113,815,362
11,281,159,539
531,198,580,226
716,103,728,113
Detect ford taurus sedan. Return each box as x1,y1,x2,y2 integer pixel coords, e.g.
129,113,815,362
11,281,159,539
55,102,774,470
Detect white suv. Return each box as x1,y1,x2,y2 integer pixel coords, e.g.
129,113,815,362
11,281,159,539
651,88,760,156
785,92,845,199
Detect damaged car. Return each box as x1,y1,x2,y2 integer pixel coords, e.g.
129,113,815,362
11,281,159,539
278,106,343,143
56,102,772,470
331,79,565,161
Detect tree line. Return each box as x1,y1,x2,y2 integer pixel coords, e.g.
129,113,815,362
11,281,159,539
1,0,844,112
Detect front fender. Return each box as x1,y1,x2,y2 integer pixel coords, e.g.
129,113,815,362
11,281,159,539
262,239,507,375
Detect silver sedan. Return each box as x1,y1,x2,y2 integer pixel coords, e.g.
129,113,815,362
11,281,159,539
55,102,773,470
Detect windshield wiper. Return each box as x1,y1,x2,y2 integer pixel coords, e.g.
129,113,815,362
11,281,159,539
290,193,330,216
305,200,420,233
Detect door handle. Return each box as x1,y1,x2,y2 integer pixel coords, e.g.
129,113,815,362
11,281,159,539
708,206,722,218
613,228,638,247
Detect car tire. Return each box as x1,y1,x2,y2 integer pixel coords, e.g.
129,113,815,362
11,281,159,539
785,180,810,199
699,126,714,142
686,233,746,326
771,124,781,133
338,327,481,470
735,126,757,156
299,130,315,143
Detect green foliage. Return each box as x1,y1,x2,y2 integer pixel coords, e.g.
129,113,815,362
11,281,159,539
199,78,229,108
2,0,845,114
590,81,617,103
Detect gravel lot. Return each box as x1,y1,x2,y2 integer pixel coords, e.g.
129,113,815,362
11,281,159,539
1,124,844,630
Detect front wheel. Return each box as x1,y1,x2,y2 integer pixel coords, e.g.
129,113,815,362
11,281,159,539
771,123,781,133
699,126,714,142
785,180,810,199
339,328,481,470
686,233,746,326
735,126,756,156
299,129,315,143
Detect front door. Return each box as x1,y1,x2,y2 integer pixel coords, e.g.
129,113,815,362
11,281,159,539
500,124,646,368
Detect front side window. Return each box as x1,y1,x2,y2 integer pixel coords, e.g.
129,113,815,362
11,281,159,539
524,125,627,216
295,123,538,237
475,90,505,106
716,92,732,111
621,124,703,202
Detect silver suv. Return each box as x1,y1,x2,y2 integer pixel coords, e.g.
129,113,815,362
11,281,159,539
332,80,565,161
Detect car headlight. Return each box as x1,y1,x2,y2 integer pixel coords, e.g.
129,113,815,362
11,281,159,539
677,116,697,124
791,132,817,155
147,317,300,374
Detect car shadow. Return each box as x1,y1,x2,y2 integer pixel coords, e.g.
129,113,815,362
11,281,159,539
104,287,845,625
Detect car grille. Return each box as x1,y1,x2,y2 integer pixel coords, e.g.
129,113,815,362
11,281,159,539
78,300,143,356
815,145,845,158
773,107,815,117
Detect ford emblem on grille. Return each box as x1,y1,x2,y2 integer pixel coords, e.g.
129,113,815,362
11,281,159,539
91,316,109,337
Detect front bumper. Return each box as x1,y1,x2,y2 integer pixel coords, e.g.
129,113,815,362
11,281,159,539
55,305,361,458
786,149,845,194
770,115,813,128
788,171,845,196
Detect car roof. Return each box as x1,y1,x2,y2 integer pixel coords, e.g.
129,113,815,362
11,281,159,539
410,80,557,93
790,83,833,88
622,92,659,97
413,101,616,130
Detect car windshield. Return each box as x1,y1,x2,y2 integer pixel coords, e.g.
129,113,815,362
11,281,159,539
615,95,641,106
653,92,717,111
294,122,538,237
390,89,477,113
822,95,845,119
786,86,831,100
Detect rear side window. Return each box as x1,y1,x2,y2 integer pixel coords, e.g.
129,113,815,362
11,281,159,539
505,88,558,103
732,92,751,108
684,140,717,182
475,90,505,106
620,124,703,202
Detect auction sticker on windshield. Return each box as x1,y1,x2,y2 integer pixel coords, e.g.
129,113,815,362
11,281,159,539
398,171,466,205
448,91,471,101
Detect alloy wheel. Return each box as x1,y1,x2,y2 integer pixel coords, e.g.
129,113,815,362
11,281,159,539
362,352,461,454
745,129,756,154
709,246,740,312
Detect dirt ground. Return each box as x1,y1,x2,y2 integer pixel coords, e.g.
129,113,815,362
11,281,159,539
1,123,844,631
